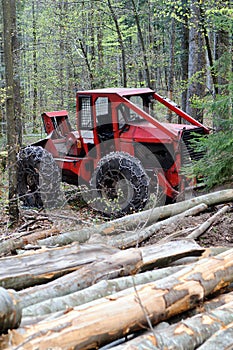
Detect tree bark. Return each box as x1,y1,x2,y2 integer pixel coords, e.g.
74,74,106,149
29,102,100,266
167,17,176,122
198,320,233,350
186,0,206,122
2,0,19,224
131,0,151,87
22,265,183,318
110,301,233,350
97,189,233,235
107,0,127,87
0,287,21,334
18,240,203,309
0,243,118,290
3,248,233,349
180,0,189,116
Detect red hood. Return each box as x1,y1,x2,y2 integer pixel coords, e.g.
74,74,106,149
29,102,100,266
121,121,198,143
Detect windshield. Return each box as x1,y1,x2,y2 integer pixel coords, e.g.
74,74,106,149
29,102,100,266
117,103,144,124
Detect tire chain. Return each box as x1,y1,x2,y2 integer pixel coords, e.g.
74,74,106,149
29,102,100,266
90,151,150,217
17,145,62,208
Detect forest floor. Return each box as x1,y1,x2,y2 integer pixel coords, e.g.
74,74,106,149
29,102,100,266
0,187,232,250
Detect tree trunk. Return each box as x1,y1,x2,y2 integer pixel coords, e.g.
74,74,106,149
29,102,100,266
0,287,21,334
167,17,176,122
186,0,206,122
18,240,203,309
11,0,22,146
32,1,38,132
22,265,183,318
104,203,208,248
198,321,233,350
107,0,127,87
180,0,189,116
0,243,118,290
0,228,59,257
110,301,233,350
3,248,233,349
131,0,151,87
2,0,19,224
94,189,233,237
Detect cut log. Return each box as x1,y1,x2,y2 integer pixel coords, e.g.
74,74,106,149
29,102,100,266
3,247,233,350
0,243,118,290
110,301,233,350
18,240,203,308
200,291,233,313
22,265,183,317
197,320,233,349
0,287,22,334
187,205,230,239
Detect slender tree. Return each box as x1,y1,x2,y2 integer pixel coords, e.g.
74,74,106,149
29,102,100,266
180,0,189,115
186,0,206,122
167,17,176,122
32,0,38,133
107,0,127,87
2,0,19,224
131,0,151,87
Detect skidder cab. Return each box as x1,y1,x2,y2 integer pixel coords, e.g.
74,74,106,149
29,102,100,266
17,88,209,216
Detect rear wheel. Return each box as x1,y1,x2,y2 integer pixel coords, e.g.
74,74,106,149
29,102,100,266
17,146,61,208
90,152,149,217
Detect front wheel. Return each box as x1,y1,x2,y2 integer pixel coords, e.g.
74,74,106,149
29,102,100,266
90,152,150,217
17,146,61,208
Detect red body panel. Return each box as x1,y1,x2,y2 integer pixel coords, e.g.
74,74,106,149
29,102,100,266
38,88,209,198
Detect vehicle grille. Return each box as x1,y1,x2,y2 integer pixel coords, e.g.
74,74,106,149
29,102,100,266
181,127,206,165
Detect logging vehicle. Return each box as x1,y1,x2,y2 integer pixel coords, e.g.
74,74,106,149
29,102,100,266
17,88,209,216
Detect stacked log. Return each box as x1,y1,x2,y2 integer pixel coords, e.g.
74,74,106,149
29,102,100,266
0,189,232,349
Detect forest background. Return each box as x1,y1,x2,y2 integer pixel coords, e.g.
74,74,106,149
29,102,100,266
0,0,232,223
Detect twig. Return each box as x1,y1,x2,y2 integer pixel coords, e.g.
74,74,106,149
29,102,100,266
43,213,88,225
18,216,52,232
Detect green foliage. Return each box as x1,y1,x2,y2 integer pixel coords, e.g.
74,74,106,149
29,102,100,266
184,118,233,188
0,88,6,105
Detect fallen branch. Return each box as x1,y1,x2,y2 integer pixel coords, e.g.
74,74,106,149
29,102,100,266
105,203,208,248
0,228,60,257
38,189,233,248
187,205,230,240
17,216,52,232
99,189,233,234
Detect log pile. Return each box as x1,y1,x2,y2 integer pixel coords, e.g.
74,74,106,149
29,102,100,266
0,189,232,349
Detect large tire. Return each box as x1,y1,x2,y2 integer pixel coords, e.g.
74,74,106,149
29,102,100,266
17,146,61,208
90,152,150,217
